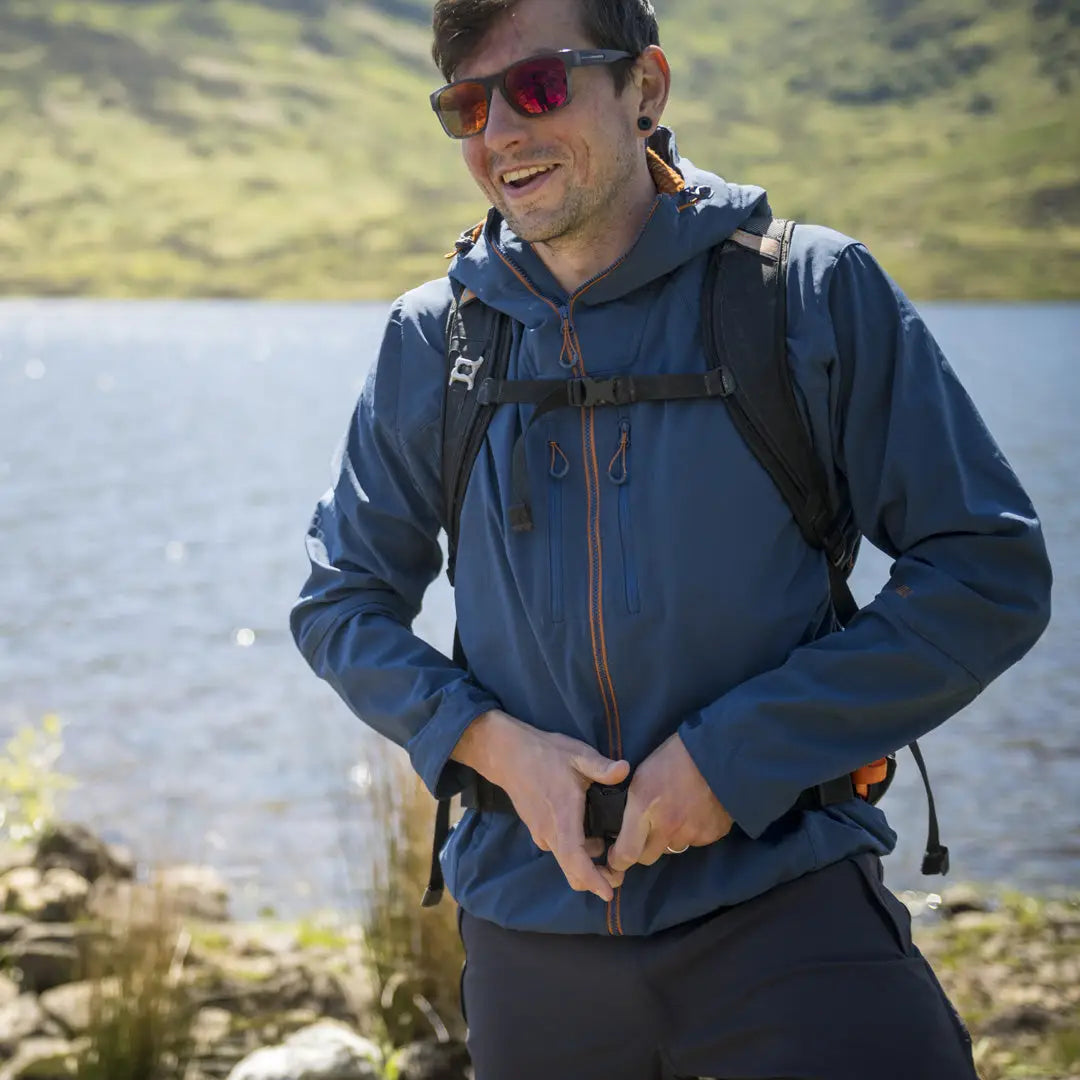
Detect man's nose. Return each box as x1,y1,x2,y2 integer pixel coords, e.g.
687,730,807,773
483,87,529,152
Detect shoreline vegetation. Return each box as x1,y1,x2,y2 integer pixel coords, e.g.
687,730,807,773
1,713,1078,1079
0,820,1078,1079
1,0,1078,302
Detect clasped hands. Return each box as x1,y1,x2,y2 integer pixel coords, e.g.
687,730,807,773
453,711,734,902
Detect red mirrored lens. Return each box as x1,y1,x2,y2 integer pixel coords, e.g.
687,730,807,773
504,56,569,116
437,81,489,138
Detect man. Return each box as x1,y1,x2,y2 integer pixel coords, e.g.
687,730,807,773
291,0,1052,1075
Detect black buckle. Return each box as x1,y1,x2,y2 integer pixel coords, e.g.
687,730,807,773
584,780,630,840
922,845,950,876
567,377,629,409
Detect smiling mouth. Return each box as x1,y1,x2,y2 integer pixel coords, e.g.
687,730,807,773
500,163,560,194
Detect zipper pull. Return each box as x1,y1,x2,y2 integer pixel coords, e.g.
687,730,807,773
607,420,630,485
549,441,570,479
558,307,575,370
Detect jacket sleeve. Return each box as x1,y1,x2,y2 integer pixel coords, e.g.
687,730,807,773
677,243,1053,839
290,296,502,798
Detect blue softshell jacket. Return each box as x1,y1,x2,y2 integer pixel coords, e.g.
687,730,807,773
292,133,1052,937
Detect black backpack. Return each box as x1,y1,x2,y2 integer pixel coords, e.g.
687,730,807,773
421,215,947,907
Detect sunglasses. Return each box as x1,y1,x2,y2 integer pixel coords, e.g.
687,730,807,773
430,48,633,139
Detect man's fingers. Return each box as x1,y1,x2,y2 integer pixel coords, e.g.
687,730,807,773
571,751,630,786
607,806,651,873
598,863,625,891
638,830,676,867
554,846,614,901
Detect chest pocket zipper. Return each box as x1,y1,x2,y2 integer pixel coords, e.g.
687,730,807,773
549,442,569,624
608,419,641,615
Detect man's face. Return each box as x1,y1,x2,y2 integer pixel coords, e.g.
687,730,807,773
452,0,644,250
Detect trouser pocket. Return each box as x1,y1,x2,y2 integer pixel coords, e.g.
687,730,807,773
456,905,468,1026
851,852,914,956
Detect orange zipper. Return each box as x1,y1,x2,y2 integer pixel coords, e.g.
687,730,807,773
490,202,662,936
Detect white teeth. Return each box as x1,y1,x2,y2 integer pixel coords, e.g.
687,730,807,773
501,164,554,184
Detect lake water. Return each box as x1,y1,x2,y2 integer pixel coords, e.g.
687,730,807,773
0,299,1077,920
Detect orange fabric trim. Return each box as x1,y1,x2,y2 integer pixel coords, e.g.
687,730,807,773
853,758,889,799
444,218,487,258
647,147,686,195
852,759,889,786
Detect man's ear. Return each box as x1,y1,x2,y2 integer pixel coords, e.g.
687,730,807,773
632,45,671,128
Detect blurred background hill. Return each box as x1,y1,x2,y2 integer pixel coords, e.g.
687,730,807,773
0,0,1077,299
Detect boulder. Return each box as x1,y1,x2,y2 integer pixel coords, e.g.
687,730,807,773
38,982,109,1036
157,866,230,923
938,884,989,918
0,1035,84,1080
982,1002,1059,1036
189,1005,233,1052
2,941,81,995
0,870,89,924
0,996,48,1057
34,824,133,884
0,973,19,1009
388,1039,472,1080
0,915,30,946
226,1020,382,1080
0,845,33,879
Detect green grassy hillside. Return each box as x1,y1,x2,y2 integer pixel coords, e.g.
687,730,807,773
0,0,1077,299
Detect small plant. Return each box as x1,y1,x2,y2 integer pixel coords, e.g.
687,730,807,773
75,877,198,1080
0,713,77,845
358,747,466,1050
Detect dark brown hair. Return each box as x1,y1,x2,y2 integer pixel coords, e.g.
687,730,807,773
431,0,659,92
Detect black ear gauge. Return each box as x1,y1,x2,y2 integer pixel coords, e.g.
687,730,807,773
637,115,652,131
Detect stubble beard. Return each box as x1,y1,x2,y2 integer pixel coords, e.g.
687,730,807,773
499,137,643,252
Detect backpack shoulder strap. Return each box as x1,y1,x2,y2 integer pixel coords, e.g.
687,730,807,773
440,285,515,586
703,216,859,624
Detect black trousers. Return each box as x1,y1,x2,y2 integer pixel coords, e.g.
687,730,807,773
459,854,978,1080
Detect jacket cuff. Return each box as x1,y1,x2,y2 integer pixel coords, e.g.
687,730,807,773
677,711,792,840
406,684,502,799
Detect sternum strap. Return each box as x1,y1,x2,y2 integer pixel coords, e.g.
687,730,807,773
478,368,736,531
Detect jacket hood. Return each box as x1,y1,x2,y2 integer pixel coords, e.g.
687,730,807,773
448,127,769,324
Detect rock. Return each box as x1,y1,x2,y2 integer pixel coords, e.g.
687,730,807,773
1,870,42,915
388,1039,472,1080
0,869,89,924
0,996,48,1056
0,845,34,879
982,1002,1059,1036
190,1005,234,1052
938,884,989,918
37,982,104,1036
0,1035,83,1080
85,877,161,928
2,941,81,994
0,973,19,1009
157,865,230,923
0,915,30,946
226,1020,382,1080
34,824,133,884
